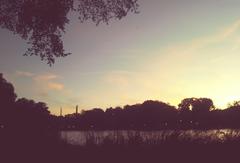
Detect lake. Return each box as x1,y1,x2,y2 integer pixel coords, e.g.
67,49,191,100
60,129,240,146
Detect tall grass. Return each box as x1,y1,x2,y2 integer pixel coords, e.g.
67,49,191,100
77,130,240,147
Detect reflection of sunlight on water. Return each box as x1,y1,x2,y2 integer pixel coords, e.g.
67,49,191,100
216,129,229,140
60,129,240,146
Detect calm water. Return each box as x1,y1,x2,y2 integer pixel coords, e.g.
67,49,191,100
60,129,240,146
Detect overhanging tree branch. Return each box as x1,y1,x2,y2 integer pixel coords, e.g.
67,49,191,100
0,0,139,65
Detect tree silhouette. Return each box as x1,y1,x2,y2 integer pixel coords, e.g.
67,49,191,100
0,73,17,128
14,98,51,130
178,98,214,113
178,98,215,128
0,73,53,135
228,100,240,108
4,71,240,131
0,0,139,65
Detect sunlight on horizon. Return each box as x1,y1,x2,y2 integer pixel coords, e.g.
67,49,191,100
1,0,240,115
58,18,240,115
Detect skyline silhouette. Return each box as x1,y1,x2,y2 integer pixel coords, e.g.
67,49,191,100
2,72,240,131
2,72,240,163
2,1,240,115
2,1,240,162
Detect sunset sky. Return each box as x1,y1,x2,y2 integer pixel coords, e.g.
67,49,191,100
1,0,240,115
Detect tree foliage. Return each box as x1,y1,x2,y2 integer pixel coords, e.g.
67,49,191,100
0,73,17,105
3,73,240,130
178,98,214,113
0,73,51,130
0,0,139,65
14,98,51,130
0,73,17,126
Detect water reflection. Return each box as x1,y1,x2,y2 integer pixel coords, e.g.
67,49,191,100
60,129,240,146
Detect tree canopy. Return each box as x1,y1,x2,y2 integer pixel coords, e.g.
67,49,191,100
0,73,51,130
178,98,214,113
3,73,240,130
0,73,17,126
0,73,17,106
0,0,139,65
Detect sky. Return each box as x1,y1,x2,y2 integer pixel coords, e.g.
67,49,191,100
1,0,240,115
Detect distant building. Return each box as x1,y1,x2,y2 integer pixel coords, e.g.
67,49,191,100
76,105,78,114
60,107,63,116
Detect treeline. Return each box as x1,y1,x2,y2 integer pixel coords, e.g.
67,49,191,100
0,73,58,147
1,73,240,163
2,72,240,132
61,98,240,130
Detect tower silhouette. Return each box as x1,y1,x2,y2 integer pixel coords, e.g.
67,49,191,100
76,105,78,114
60,107,62,116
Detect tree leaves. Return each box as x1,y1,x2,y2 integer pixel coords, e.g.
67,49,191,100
0,0,138,65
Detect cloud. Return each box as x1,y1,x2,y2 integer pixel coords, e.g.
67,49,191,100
15,72,63,92
146,18,240,73
15,71,65,92
34,74,58,82
221,19,240,39
17,72,65,92
33,74,64,92
47,82,64,91
16,71,34,77
177,19,240,53
141,19,240,108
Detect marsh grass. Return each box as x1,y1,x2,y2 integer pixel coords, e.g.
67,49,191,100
76,129,240,147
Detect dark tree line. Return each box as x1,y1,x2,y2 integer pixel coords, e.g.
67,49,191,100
0,0,139,65
0,73,58,147
1,73,240,132
61,98,240,130
1,74,240,163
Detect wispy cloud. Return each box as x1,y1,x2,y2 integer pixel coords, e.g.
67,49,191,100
15,71,65,92
34,74,64,92
16,71,34,77
221,19,240,39
47,82,64,91
142,19,240,108
34,74,58,82
167,19,240,55
146,18,240,73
